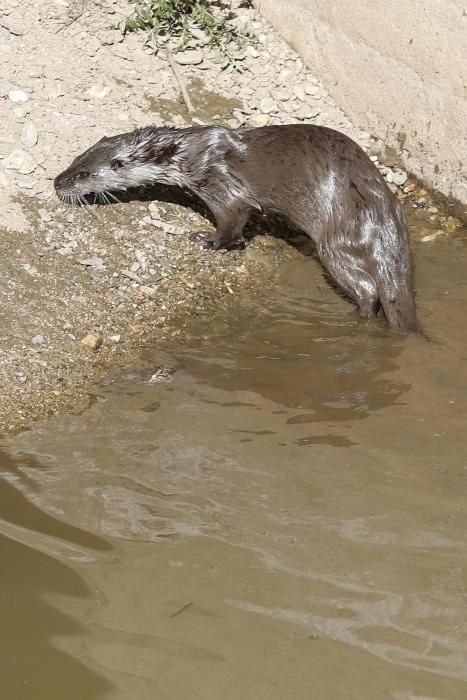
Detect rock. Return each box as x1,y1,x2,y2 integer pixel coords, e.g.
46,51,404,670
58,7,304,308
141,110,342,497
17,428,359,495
0,171,10,189
3,149,37,174
8,89,29,103
81,332,103,351
140,285,158,299
270,88,291,102
421,231,444,242
14,107,27,119
87,85,113,99
174,50,203,66
121,269,142,283
21,122,38,148
292,85,305,101
252,113,271,127
79,257,105,268
303,82,320,96
391,169,408,187
32,335,46,346
259,97,277,113
447,216,461,233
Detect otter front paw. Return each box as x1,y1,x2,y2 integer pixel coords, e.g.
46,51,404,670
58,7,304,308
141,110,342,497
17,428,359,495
190,230,245,251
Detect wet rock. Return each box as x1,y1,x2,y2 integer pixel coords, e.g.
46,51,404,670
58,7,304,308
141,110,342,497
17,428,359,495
81,332,103,351
8,89,28,103
4,149,37,174
447,216,461,233
21,122,38,148
174,50,203,66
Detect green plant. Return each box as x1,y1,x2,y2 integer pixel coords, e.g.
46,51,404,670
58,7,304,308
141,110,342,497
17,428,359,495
118,0,256,70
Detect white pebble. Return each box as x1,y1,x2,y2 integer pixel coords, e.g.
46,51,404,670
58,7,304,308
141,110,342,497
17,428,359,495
21,122,38,148
9,89,29,103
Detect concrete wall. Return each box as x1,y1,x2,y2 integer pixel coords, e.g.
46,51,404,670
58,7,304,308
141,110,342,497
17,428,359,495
253,0,466,203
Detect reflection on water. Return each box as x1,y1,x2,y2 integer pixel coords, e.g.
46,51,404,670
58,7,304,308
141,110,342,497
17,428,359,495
1,224,467,699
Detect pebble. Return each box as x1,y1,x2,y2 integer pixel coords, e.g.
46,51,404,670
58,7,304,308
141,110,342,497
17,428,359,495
251,113,271,127
8,89,28,103
3,149,37,174
14,107,27,119
259,98,278,113
81,332,103,351
32,335,47,346
292,85,305,101
87,85,113,99
121,269,142,283
421,231,443,242
174,50,203,66
21,122,38,148
303,82,320,96
80,257,105,268
447,216,460,233
391,169,408,187
270,88,291,102
140,285,158,299
0,171,10,189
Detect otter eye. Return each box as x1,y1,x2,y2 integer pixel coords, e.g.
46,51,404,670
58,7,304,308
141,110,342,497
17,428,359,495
77,170,90,179
111,159,124,171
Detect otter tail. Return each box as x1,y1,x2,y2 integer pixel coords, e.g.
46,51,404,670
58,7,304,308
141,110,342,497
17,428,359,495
374,201,419,333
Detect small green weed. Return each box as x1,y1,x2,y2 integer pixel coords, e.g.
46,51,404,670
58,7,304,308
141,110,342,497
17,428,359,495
118,0,256,70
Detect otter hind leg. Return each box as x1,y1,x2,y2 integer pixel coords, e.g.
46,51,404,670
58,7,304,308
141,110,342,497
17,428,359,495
319,244,380,319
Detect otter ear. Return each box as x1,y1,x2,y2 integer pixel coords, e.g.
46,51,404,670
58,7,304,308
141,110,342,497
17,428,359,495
111,159,124,171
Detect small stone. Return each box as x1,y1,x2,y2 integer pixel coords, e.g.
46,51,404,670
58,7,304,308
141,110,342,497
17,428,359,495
80,257,105,268
447,216,461,233
32,335,46,346
251,113,271,127
270,88,291,102
174,50,203,66
21,122,38,148
292,85,305,101
0,171,10,189
140,285,158,299
14,107,27,119
259,97,277,113
421,231,443,242
81,332,103,351
303,82,320,96
9,89,29,103
4,149,37,174
391,169,408,187
109,335,121,343
121,269,142,283
403,183,416,193
87,85,113,99
369,155,379,162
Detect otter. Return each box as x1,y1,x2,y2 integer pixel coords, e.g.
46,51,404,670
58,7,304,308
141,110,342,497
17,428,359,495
54,124,418,331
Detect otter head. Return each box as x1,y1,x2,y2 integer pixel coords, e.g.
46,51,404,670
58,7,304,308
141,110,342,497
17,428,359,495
54,126,185,203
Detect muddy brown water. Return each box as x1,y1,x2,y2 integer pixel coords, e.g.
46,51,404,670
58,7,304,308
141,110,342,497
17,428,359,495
1,215,467,699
